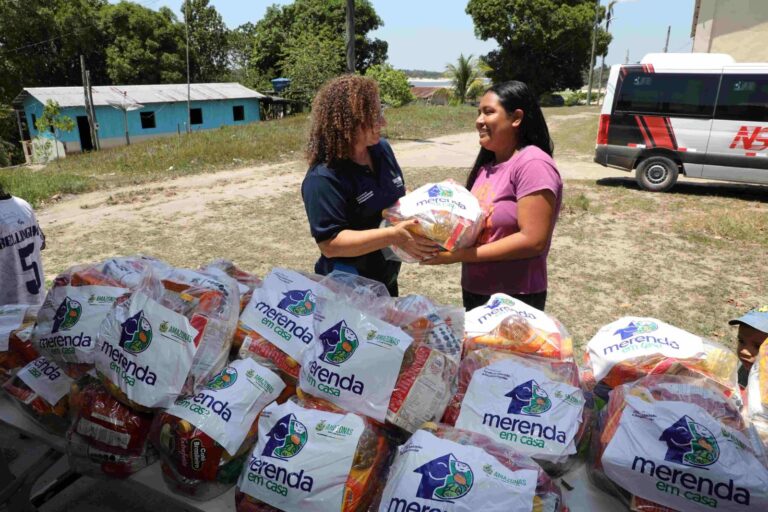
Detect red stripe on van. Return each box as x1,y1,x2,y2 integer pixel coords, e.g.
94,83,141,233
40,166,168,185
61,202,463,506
643,116,676,149
678,147,688,152
746,152,757,157
646,64,655,73
663,117,679,148
634,116,652,147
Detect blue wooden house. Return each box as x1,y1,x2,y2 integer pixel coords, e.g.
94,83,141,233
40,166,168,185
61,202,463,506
12,83,265,154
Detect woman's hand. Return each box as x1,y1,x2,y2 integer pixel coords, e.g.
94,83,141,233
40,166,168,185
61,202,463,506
388,219,441,261
420,249,465,265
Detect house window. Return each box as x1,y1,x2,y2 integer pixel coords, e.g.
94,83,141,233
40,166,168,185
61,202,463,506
233,105,245,121
31,113,37,130
140,111,156,129
190,108,203,125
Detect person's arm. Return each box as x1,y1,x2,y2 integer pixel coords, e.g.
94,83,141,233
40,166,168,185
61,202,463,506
422,189,556,265
319,219,437,259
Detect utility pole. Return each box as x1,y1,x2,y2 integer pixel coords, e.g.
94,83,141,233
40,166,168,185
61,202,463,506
86,70,99,150
185,0,192,134
345,0,356,73
80,55,98,150
663,25,671,52
586,0,601,105
625,49,629,64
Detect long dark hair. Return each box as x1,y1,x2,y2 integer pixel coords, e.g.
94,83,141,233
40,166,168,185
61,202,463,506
466,81,554,189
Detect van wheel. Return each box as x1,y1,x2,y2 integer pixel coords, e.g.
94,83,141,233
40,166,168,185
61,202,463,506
636,156,679,192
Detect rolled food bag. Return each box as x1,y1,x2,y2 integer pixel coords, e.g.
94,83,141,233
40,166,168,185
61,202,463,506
381,180,484,263
150,358,286,500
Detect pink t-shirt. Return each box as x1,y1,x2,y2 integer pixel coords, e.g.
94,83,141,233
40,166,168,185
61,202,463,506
461,145,562,295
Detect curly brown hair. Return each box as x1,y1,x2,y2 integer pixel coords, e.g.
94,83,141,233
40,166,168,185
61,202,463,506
307,75,380,165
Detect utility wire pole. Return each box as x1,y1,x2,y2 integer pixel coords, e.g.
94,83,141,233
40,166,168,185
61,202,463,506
80,55,98,150
185,0,192,134
345,0,355,73
625,49,629,64
86,70,99,150
586,0,601,105
663,25,671,52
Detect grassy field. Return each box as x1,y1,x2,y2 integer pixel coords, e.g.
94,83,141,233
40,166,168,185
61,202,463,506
0,104,597,207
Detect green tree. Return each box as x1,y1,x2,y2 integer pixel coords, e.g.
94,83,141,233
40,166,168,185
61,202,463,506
101,2,186,84
466,0,611,94
365,64,413,107
250,0,388,84
34,100,74,163
446,54,483,104
228,22,258,85
182,0,230,82
280,32,345,104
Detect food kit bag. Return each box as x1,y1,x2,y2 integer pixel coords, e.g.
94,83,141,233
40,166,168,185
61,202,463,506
2,356,73,435
591,374,768,512
201,259,262,314
299,275,460,432
95,266,239,411
67,376,157,478
747,342,768,448
150,358,286,500
464,294,573,361
381,180,484,263
442,350,588,475
235,396,390,512
0,304,39,384
32,262,133,378
371,423,567,512
583,317,740,404
235,268,330,382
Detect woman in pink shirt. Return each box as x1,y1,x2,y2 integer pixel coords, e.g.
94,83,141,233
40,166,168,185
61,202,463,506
425,81,562,311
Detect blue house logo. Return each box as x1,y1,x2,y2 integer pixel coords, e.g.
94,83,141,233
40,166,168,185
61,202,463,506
119,310,152,354
52,296,82,333
277,289,316,317
262,413,308,460
614,320,658,340
427,184,453,198
319,320,359,366
414,453,474,502
506,379,552,416
660,415,720,468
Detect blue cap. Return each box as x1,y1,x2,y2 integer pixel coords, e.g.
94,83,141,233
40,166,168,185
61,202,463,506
729,305,768,333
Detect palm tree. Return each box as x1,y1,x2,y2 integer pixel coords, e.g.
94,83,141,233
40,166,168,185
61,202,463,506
446,54,482,104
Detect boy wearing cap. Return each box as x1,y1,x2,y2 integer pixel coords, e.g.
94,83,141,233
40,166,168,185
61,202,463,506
731,306,768,387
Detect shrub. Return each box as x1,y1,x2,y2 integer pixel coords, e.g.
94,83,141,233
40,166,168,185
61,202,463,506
365,64,414,107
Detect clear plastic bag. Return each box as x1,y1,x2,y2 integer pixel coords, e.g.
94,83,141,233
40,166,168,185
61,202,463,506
371,422,567,512
235,395,391,512
442,350,589,476
747,343,768,450
149,359,286,501
583,317,740,406
381,180,485,263
590,374,768,512
0,304,39,385
66,376,157,478
200,259,262,314
299,273,462,432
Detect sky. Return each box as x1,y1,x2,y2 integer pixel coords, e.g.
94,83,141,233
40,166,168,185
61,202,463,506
121,0,697,71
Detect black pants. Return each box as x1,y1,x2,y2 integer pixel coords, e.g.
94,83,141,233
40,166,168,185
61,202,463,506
462,289,547,311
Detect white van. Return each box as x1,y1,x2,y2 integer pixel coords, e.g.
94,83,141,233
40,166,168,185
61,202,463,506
595,53,768,191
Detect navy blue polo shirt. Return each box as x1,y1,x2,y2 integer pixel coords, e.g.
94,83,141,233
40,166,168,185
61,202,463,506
301,139,406,291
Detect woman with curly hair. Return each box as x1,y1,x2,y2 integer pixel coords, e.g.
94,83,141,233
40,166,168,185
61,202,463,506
301,75,437,296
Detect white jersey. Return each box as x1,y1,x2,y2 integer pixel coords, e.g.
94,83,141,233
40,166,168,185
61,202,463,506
0,196,45,306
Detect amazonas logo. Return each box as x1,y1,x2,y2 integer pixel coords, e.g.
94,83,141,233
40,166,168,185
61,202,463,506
319,320,359,365
52,296,82,333
277,289,316,317
428,184,453,198
506,379,552,416
661,415,720,468
262,413,308,460
118,310,153,354
614,320,658,340
415,453,474,502
205,366,237,391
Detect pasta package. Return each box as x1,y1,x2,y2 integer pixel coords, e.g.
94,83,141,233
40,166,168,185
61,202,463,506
0,304,39,384
592,375,768,512
235,397,390,512
464,294,573,361
67,377,157,478
584,317,740,403
2,356,73,435
443,350,588,475
372,423,567,512
150,358,286,500
299,276,460,432
381,180,484,263
235,268,330,382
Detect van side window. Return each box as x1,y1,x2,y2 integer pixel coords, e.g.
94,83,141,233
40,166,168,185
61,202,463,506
715,75,768,122
616,72,718,117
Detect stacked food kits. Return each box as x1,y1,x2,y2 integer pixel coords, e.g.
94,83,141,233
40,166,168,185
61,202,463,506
381,180,484,263
591,374,768,511
371,423,567,512
235,396,390,512
0,304,39,384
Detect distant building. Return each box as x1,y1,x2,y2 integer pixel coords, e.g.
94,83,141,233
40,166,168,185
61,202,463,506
411,87,451,105
692,0,768,61
12,83,265,157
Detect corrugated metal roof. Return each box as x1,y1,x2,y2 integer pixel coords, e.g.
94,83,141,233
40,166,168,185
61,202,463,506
13,83,265,108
